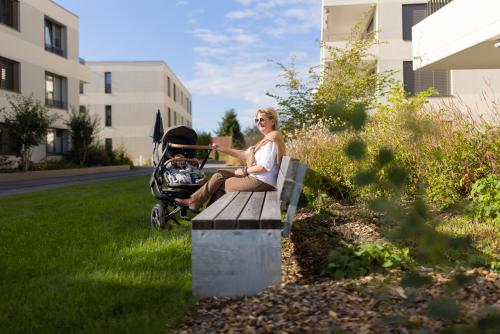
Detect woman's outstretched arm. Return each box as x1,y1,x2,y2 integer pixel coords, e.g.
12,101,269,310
214,145,248,161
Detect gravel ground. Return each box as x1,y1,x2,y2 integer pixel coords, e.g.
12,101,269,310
176,210,500,333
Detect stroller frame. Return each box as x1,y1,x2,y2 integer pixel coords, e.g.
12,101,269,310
149,126,213,229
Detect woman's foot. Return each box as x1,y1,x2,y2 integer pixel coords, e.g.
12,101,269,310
175,198,200,211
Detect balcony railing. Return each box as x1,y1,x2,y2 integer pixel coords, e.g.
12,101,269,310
427,0,453,16
45,98,66,109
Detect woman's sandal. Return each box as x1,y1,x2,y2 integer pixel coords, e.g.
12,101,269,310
175,198,200,213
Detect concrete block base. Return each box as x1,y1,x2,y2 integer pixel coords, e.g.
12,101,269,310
192,229,281,298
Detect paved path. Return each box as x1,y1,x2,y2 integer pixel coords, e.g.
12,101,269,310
0,163,236,197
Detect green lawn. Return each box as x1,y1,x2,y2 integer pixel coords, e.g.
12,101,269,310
0,176,192,334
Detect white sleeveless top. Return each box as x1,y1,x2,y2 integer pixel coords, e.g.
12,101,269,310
248,141,279,187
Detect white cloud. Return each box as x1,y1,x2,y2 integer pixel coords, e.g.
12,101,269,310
176,0,188,6
226,9,257,20
192,29,230,44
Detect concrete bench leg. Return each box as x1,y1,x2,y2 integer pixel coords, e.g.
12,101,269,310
192,230,281,298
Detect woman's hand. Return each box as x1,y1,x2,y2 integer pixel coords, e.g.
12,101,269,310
234,168,246,177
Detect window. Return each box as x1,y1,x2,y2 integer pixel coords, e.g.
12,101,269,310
105,105,112,127
45,18,66,56
0,0,19,30
181,91,184,105
104,72,112,93
79,81,84,94
173,83,177,102
174,111,177,126
403,61,450,96
105,138,112,153
79,105,86,113
45,72,67,109
402,4,427,41
0,56,19,92
168,107,171,127
46,128,69,154
0,123,15,155
167,77,171,97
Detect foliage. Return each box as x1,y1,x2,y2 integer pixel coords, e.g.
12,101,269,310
243,126,263,147
0,176,192,333
0,155,14,169
85,143,133,167
0,95,57,171
30,158,80,171
216,109,245,148
196,130,212,160
469,174,500,223
323,241,412,280
65,106,100,166
268,9,395,133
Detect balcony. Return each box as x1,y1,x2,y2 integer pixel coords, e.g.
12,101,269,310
413,0,500,70
426,0,453,16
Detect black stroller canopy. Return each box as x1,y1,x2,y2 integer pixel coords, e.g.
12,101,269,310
162,126,198,159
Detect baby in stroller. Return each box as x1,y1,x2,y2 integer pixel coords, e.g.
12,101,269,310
149,126,213,228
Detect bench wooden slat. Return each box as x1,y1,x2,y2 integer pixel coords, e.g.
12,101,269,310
276,156,299,205
192,192,238,229
259,191,281,229
237,192,265,229
281,162,307,237
214,192,252,229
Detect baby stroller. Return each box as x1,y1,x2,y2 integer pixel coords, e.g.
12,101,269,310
149,125,213,229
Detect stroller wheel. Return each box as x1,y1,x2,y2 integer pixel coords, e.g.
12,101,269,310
151,204,167,229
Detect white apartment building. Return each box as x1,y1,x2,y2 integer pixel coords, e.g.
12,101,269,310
321,0,500,118
0,0,90,162
80,61,192,166
413,0,500,70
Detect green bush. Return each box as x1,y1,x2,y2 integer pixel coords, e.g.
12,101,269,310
322,242,413,280
469,174,500,222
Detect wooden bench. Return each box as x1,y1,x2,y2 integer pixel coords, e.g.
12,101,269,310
191,156,307,298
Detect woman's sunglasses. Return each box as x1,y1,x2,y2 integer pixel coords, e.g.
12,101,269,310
255,117,268,123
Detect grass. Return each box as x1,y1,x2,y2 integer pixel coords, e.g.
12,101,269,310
0,175,192,334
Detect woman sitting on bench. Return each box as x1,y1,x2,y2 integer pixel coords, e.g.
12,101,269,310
175,107,286,211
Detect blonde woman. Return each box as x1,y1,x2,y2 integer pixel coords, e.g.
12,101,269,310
176,107,286,210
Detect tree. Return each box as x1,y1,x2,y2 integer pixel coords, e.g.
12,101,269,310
216,109,245,148
196,130,212,160
243,126,263,147
0,95,56,171
268,9,395,133
65,106,100,166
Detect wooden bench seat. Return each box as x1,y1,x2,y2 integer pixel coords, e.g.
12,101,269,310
191,156,307,298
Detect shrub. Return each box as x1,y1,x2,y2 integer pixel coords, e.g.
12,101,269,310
469,174,500,222
322,241,413,280
85,144,111,166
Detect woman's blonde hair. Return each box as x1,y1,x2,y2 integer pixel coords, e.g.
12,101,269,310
256,107,279,130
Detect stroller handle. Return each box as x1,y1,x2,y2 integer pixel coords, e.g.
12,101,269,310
168,143,214,150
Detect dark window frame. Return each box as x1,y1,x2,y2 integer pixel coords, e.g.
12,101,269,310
105,138,112,153
44,17,67,57
0,0,19,31
402,3,427,41
0,56,20,92
46,128,69,155
45,71,67,109
173,83,177,102
105,105,112,127
0,122,15,155
167,76,171,97
104,72,112,94
168,107,171,127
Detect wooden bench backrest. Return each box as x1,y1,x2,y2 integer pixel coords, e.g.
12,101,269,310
276,156,307,237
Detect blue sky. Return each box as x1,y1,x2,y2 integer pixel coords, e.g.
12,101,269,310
56,0,321,134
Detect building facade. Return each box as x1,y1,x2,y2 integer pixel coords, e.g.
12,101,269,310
0,0,90,162
80,61,192,166
321,0,500,119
